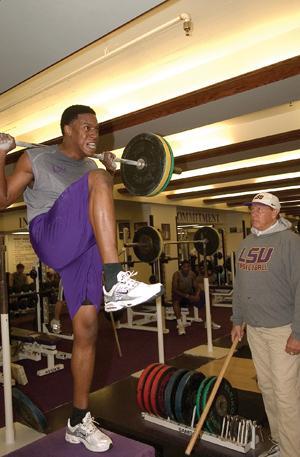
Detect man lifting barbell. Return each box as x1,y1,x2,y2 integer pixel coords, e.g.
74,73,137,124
0,104,165,453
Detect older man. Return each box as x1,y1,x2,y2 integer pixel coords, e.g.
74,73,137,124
231,192,300,457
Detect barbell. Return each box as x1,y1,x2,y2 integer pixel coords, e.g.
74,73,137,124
1,133,182,197
128,225,220,263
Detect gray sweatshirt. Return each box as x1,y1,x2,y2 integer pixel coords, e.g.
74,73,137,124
232,218,300,339
24,146,97,223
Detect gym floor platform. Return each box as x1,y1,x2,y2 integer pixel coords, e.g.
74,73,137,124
45,337,269,457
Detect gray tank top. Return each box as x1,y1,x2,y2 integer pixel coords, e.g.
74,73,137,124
24,146,98,223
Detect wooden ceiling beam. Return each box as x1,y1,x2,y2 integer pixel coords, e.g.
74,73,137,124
167,177,300,201
166,157,300,191
205,190,300,205
6,55,300,166
173,130,300,172
99,56,300,135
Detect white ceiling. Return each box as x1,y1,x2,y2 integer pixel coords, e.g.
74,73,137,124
0,0,164,94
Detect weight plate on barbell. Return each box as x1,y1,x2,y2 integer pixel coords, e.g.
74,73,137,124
194,227,219,256
133,226,163,263
157,136,174,194
121,133,172,196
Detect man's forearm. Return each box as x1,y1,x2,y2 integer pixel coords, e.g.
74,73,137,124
0,155,9,208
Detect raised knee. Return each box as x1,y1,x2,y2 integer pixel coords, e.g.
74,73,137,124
88,169,113,190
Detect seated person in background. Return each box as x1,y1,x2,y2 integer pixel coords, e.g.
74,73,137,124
172,260,221,335
9,263,28,292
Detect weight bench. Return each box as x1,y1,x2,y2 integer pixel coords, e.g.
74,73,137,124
164,301,203,328
10,327,71,377
117,301,169,334
211,286,233,307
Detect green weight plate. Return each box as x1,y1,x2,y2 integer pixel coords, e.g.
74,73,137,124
147,134,172,196
12,387,47,433
158,136,174,194
201,376,217,432
202,377,239,435
174,370,205,425
133,226,163,263
164,368,189,421
195,376,211,420
121,133,171,196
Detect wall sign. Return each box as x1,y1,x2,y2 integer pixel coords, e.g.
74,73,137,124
177,206,222,225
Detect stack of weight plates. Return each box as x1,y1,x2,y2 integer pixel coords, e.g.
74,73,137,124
136,363,238,434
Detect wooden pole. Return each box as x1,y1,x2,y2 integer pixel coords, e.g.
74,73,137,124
185,332,242,455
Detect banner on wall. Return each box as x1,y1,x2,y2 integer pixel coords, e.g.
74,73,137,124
176,206,223,225
6,235,38,273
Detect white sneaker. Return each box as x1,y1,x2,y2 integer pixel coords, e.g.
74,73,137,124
204,321,221,330
65,412,112,452
259,443,280,456
103,271,164,312
50,318,61,334
177,322,186,335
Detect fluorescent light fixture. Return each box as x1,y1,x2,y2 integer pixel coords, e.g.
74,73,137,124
11,231,29,235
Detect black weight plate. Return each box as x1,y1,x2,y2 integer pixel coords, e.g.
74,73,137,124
164,368,189,420
202,377,238,435
12,387,47,432
174,370,205,425
194,227,219,256
121,133,171,196
133,226,163,262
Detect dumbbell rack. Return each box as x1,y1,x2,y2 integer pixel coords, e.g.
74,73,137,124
141,412,258,454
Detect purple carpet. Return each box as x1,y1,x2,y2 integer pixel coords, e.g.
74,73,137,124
4,427,155,457
0,307,232,428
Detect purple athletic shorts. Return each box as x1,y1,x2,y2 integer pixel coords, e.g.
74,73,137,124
29,173,102,319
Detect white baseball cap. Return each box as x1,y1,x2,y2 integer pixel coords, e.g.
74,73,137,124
245,192,281,211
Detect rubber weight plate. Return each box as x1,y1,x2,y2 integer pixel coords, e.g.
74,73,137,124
164,368,189,420
133,226,163,263
136,363,162,411
12,387,47,433
174,370,206,426
146,135,172,196
194,227,219,256
195,376,214,421
121,133,172,196
155,136,174,194
149,365,175,416
143,364,166,414
151,365,177,418
202,377,238,435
